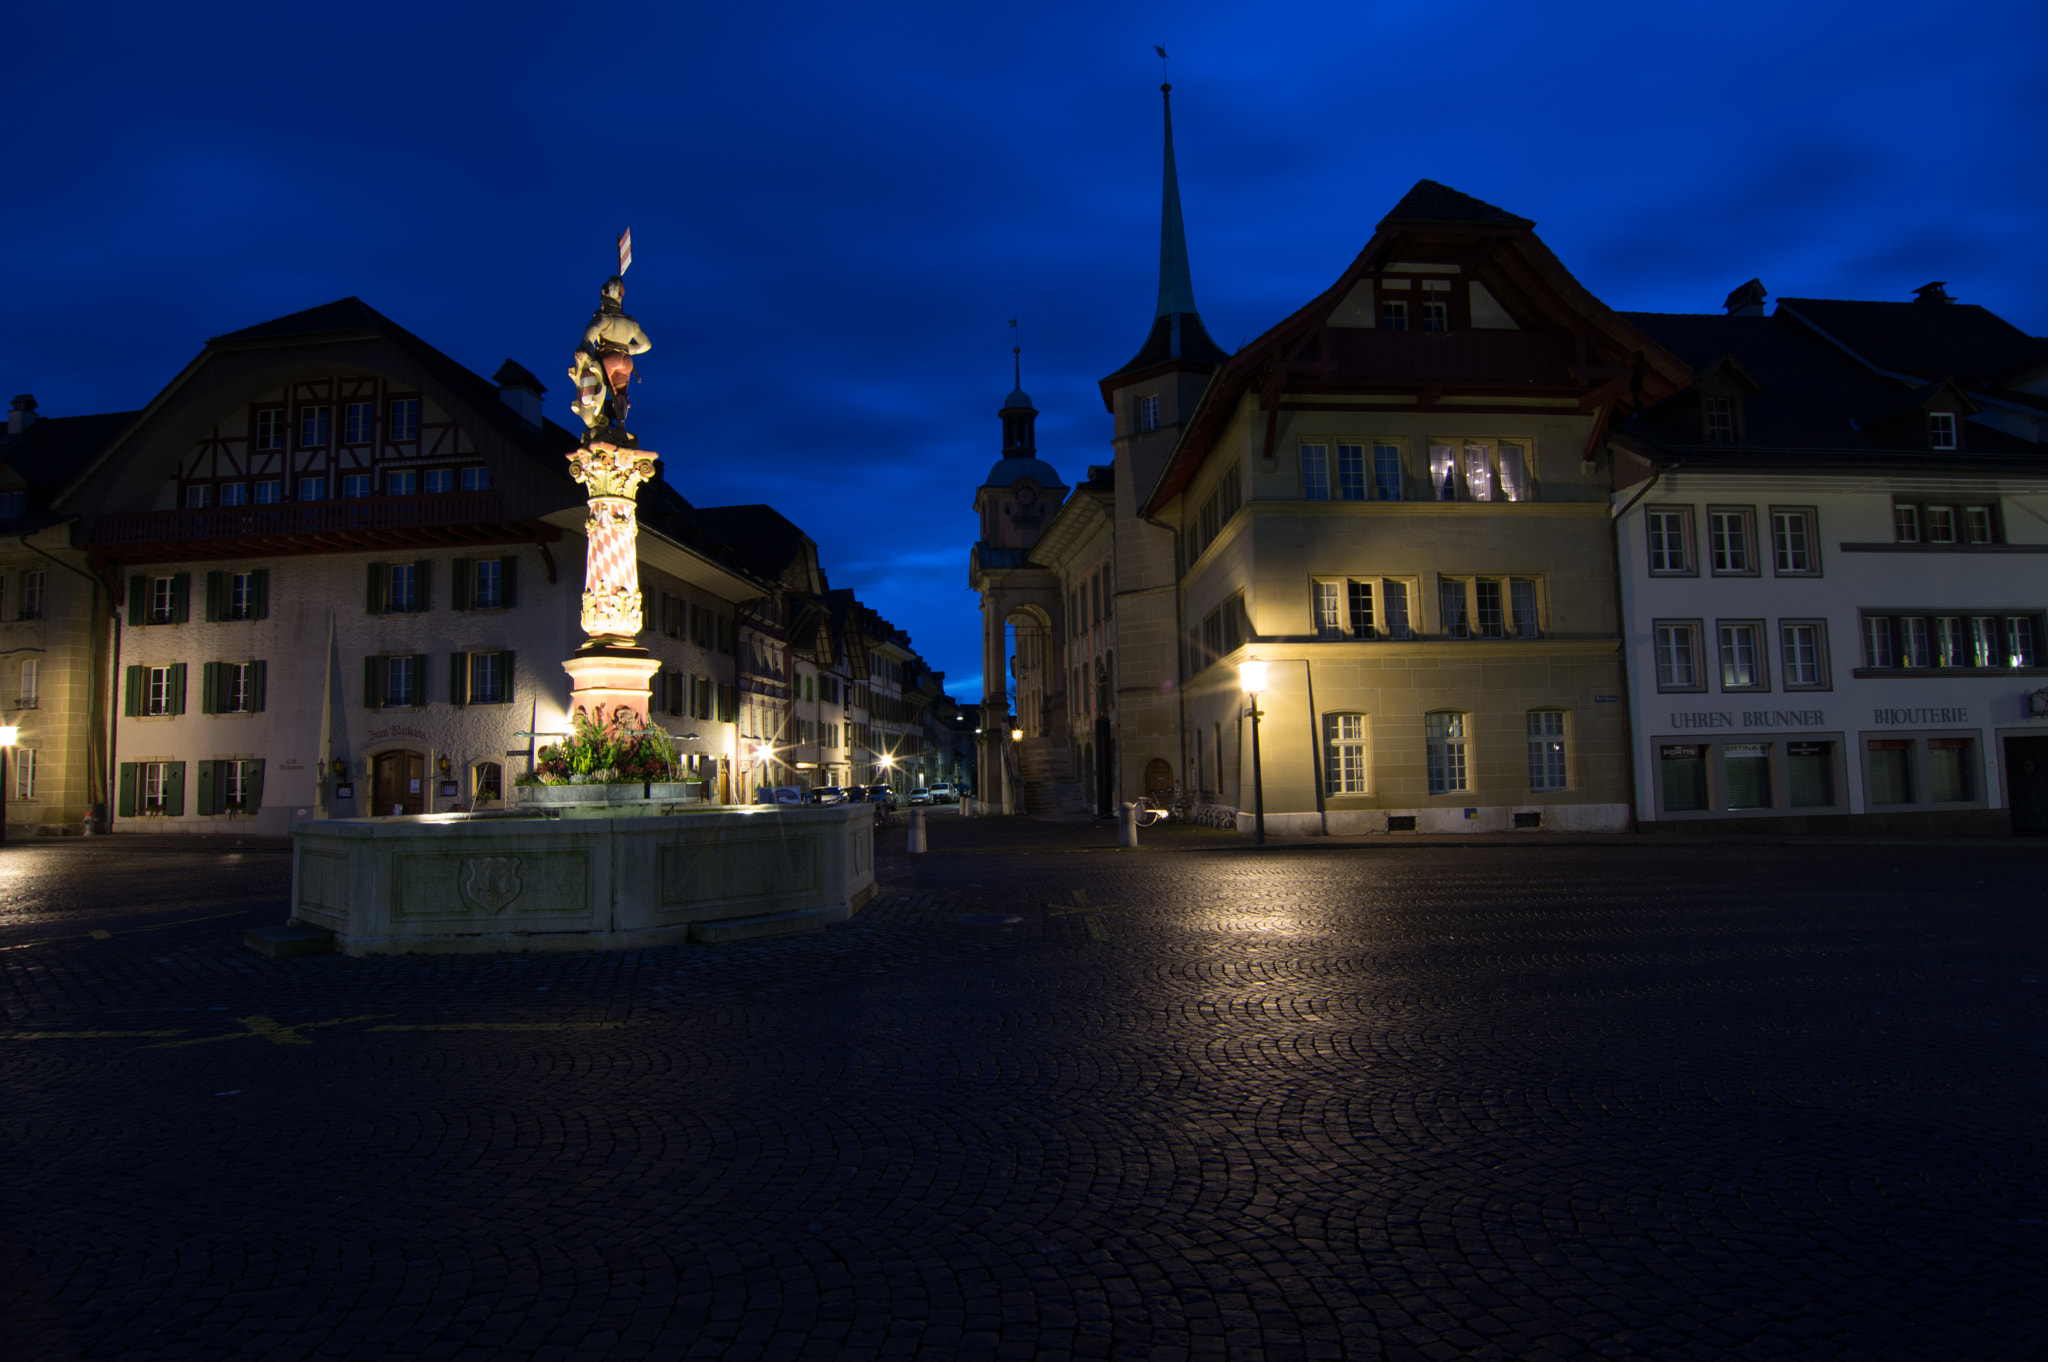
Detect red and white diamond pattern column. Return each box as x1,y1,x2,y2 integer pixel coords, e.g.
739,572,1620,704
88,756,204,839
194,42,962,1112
562,440,662,726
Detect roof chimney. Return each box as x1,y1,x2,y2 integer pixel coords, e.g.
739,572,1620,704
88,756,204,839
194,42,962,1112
1913,281,1954,305
7,394,37,435
1722,279,1768,317
491,360,546,427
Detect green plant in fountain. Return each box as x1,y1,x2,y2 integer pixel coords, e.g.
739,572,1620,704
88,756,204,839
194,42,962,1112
534,709,678,785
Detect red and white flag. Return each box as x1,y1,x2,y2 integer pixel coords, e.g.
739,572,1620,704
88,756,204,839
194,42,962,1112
617,227,633,276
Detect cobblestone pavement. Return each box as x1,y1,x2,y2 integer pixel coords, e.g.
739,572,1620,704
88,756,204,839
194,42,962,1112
2,829,2044,1360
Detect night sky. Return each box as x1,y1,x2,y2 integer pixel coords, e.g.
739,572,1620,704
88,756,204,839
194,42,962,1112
7,0,2043,700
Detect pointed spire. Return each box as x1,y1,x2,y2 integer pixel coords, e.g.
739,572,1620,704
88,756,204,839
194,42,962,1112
1156,82,1197,321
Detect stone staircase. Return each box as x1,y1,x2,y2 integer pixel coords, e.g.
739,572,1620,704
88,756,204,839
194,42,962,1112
1017,736,1091,816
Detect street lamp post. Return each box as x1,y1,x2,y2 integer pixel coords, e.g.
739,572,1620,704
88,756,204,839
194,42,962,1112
1239,661,1266,846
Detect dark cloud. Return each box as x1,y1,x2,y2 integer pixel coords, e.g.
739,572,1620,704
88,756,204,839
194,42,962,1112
5,0,2043,694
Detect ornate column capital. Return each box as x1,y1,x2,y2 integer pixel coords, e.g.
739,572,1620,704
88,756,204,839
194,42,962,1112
567,441,658,501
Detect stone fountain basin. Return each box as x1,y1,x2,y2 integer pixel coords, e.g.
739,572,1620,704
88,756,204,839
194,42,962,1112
289,803,875,955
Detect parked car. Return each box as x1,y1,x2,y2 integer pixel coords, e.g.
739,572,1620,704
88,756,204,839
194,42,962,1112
754,785,805,806
858,784,898,809
928,783,956,804
908,787,932,806
812,786,848,805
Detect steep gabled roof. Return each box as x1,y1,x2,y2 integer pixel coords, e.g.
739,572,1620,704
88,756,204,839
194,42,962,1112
0,410,141,531
1379,179,1534,229
1776,296,2048,388
696,503,817,589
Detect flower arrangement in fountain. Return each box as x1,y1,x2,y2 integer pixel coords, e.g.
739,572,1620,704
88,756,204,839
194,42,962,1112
523,707,678,786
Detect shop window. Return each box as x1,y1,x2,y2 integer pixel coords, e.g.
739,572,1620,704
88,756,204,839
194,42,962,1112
1527,711,1567,792
1787,742,1835,808
1929,738,1975,803
1324,714,1368,794
1866,740,1914,806
1724,743,1772,810
1660,744,1709,813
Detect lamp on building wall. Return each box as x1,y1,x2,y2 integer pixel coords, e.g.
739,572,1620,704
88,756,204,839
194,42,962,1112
0,725,17,848
1239,660,1267,847
1010,727,1023,742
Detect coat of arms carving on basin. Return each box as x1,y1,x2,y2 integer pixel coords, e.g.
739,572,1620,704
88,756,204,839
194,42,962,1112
461,857,524,914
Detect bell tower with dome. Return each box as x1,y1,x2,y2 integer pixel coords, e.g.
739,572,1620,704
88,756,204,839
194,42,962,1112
968,355,1069,812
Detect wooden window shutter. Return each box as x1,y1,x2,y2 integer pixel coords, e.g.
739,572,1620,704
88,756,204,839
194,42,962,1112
414,560,432,613
164,762,185,817
250,660,267,713
251,569,270,620
450,652,469,705
170,573,191,624
246,760,265,812
366,563,387,615
451,559,471,612
117,763,137,818
168,663,187,715
412,653,430,707
501,651,515,703
124,665,143,717
500,555,518,608
196,760,216,816
205,572,225,623
127,575,147,627
200,661,219,715
363,656,384,709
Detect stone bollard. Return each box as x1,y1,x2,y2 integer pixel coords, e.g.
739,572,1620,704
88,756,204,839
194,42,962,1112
907,806,928,853
961,795,973,818
81,812,95,837
1119,802,1139,848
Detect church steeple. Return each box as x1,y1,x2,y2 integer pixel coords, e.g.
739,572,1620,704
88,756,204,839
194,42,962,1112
1156,82,1197,321
1001,318,1036,455
1101,73,1230,395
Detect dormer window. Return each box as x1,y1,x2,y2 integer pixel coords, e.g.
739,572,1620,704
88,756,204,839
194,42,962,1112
1138,394,1160,433
1929,412,1957,450
1704,396,1735,442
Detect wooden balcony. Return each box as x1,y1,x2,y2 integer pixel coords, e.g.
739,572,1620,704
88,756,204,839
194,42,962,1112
90,492,558,564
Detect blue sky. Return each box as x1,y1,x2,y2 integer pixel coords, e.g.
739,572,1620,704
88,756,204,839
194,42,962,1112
6,0,2044,701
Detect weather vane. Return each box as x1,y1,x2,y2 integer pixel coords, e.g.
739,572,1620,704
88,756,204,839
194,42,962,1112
1155,44,1169,90
567,227,652,446
1008,316,1021,388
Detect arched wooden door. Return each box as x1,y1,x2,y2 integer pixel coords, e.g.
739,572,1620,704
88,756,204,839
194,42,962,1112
372,750,425,816
1144,758,1174,797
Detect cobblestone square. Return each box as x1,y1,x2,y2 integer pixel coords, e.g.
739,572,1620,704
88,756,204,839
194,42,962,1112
2,826,2043,1359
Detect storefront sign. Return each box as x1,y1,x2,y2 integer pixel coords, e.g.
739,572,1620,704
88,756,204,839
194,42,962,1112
1872,706,1967,725
1668,709,1825,730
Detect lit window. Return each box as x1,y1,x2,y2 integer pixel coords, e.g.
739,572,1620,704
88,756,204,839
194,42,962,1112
1929,412,1956,449
1325,714,1368,794
474,762,503,803
1496,444,1529,502
1430,445,1458,500
1299,444,1328,500
254,409,285,451
299,406,330,447
344,402,375,444
1462,444,1492,501
389,398,420,441
1425,712,1468,794
1527,711,1567,792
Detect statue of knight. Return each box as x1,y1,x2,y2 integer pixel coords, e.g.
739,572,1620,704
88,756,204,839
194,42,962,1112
568,234,651,445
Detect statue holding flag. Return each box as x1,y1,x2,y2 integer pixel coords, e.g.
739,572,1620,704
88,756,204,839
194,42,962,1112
568,228,651,445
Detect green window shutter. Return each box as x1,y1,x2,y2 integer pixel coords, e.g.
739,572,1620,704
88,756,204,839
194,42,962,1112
117,763,137,818
451,558,471,611
412,653,430,707
450,652,468,705
164,762,185,817
196,760,216,816
124,665,143,717
250,660,266,713
169,662,187,716
501,651,515,702
252,569,270,620
366,563,386,615
200,661,219,715
171,573,191,624
205,571,225,622
363,656,383,709
501,555,518,609
415,560,432,613
246,760,265,813
127,576,146,627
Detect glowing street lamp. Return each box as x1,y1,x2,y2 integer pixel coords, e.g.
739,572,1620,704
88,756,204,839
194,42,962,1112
1239,661,1267,846
1009,727,1023,742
